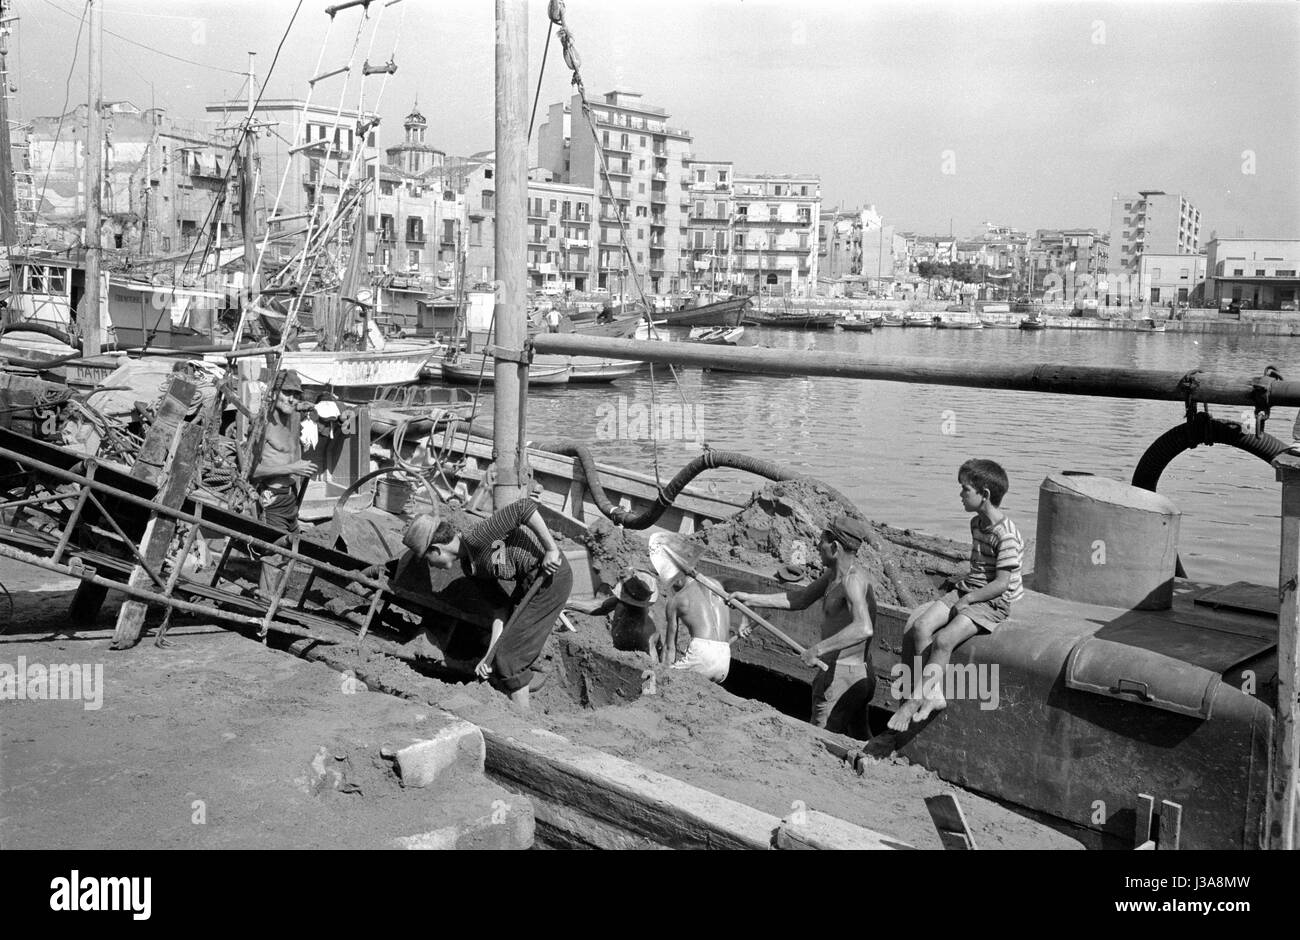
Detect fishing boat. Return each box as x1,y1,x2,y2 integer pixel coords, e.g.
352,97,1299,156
688,325,745,345
744,308,840,330
279,342,440,391
662,294,751,327
900,313,933,328
1018,311,1048,331
838,314,875,333
561,359,641,383
1137,317,1168,333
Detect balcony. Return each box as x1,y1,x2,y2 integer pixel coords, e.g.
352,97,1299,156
603,142,632,155
405,233,426,244
649,215,666,227
563,237,590,249
603,166,632,179
650,190,667,205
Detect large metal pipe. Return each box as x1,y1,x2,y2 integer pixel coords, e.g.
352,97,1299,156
491,0,528,508
530,333,1300,407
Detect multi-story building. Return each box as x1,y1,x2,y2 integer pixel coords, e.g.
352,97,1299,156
905,235,957,267
26,101,238,258
1108,190,1200,276
730,173,821,294
537,90,693,294
526,170,596,293
684,159,737,290
1032,228,1109,276
1136,252,1207,306
1203,238,1300,310
205,97,379,245
820,206,902,284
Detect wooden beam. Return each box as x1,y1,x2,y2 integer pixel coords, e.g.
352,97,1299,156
1270,453,1300,849
531,333,1300,407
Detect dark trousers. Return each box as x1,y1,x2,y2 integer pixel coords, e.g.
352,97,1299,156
257,488,299,597
492,557,573,692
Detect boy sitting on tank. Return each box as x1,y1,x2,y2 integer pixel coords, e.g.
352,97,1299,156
888,458,1024,730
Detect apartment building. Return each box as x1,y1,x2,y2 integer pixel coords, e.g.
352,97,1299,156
537,90,693,294
526,171,596,293
1108,190,1200,275
1203,238,1300,310
684,159,737,289
729,173,821,294
1032,228,1109,276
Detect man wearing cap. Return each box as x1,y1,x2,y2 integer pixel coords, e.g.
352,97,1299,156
249,370,316,596
731,515,877,737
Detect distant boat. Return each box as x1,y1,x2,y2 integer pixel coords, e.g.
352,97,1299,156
1018,312,1048,331
839,318,874,333
933,311,985,330
688,325,745,345
900,313,933,328
562,359,641,383
1137,317,1168,333
744,309,839,330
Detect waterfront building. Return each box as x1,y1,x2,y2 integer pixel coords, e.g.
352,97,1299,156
25,101,238,258
1203,238,1300,310
1032,228,1109,277
684,159,737,290
204,97,380,252
526,169,596,293
1108,190,1200,277
729,173,821,295
1136,252,1208,307
537,91,693,295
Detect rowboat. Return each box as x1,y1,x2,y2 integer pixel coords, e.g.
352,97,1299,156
1019,313,1048,331
839,318,875,333
280,342,441,390
687,325,745,345
932,312,985,330
439,356,572,385
1137,317,1168,333
900,314,933,328
743,309,840,330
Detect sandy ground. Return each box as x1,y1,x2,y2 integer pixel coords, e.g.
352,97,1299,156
0,556,1079,850
0,571,519,849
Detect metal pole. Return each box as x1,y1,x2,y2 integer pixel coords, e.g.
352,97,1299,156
529,332,1300,407
242,52,259,299
0,0,18,244
82,0,103,356
491,0,528,508
1271,453,1300,849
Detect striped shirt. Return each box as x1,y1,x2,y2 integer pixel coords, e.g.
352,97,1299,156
461,498,545,584
957,515,1024,603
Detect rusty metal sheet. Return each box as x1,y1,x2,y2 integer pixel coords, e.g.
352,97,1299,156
1192,581,1278,619
1095,613,1275,673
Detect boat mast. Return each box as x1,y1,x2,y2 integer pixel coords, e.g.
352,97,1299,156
493,0,528,507
241,52,259,301
82,0,103,356
0,0,18,245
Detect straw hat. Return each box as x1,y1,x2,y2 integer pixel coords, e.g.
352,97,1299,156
403,512,444,557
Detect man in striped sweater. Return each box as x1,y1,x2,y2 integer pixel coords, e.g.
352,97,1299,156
888,459,1024,730
408,498,571,709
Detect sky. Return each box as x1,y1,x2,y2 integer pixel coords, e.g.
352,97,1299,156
9,0,1298,240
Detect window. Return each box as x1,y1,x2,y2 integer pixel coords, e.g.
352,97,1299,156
1150,287,1160,302
736,204,748,218
718,170,727,184
1179,268,1189,278
1234,268,1244,276
799,233,809,250
366,214,375,232
484,168,493,180
482,191,495,210
549,226,557,238
408,249,421,270
696,169,706,183
602,131,609,146
1257,269,1266,276
637,228,643,239
715,201,727,219
801,185,808,196
693,230,705,249
636,252,643,263
769,207,779,222
695,201,705,217
734,233,745,249
639,136,646,147
620,133,629,149
444,219,455,243
638,182,645,194
635,205,647,218
1278,269,1297,277
774,185,783,196
639,159,645,170
470,220,482,246
550,199,557,213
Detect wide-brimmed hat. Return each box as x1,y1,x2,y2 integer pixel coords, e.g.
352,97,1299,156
403,512,444,557
824,515,870,552
776,563,807,583
279,370,304,394
611,571,658,607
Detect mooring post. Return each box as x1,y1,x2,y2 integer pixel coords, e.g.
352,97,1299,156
1271,452,1300,849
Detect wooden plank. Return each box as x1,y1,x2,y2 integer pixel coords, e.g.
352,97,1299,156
110,423,202,649
776,809,910,851
924,793,977,850
1271,456,1300,849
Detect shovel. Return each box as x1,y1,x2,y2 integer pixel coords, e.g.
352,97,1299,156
649,534,828,672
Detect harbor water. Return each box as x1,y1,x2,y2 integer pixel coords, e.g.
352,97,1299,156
515,326,1294,587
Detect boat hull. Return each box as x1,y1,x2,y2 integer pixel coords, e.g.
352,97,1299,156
662,297,751,327
278,345,436,389
440,358,571,385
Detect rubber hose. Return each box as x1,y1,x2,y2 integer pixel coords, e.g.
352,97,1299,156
1132,413,1289,578
534,441,918,607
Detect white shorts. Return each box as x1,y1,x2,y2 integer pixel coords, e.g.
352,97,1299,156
671,637,731,683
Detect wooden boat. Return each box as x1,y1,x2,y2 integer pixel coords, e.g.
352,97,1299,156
1019,313,1048,331
661,295,751,327
900,314,933,328
439,356,571,385
932,312,985,330
688,325,744,345
744,309,840,330
1137,317,1168,333
558,358,641,383
279,343,439,390
838,318,874,333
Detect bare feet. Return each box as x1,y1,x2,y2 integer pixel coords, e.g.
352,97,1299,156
508,685,531,710
887,698,920,731
912,690,947,723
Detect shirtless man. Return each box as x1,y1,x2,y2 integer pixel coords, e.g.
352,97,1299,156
571,571,663,656
249,370,316,596
732,515,876,737
664,566,740,682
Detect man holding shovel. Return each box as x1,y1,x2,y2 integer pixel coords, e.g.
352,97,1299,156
650,541,746,682
731,516,877,738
